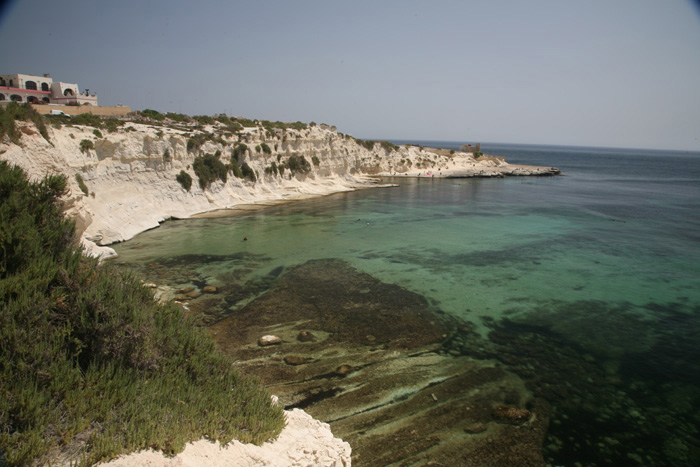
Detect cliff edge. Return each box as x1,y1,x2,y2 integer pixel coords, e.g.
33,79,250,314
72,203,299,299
0,117,558,260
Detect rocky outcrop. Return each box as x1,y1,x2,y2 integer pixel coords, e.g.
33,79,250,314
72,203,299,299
99,408,352,467
0,119,558,260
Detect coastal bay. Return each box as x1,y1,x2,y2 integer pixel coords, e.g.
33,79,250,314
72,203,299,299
4,110,698,465
111,143,700,466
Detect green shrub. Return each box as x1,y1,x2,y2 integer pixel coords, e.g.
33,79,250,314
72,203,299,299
260,120,307,132
241,162,256,182
227,121,243,132
193,153,228,189
0,101,50,144
140,109,165,121
75,173,89,195
176,170,192,191
163,149,171,162
186,133,214,152
0,162,284,465
213,116,244,133
103,118,124,133
194,115,215,125
380,141,400,152
260,143,272,154
286,155,311,174
80,139,94,153
229,160,244,178
474,151,483,159
165,112,191,123
233,118,257,128
264,162,279,176
71,113,104,128
93,129,103,139
354,138,376,151
311,155,320,166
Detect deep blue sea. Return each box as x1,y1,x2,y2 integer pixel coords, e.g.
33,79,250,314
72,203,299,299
113,143,700,466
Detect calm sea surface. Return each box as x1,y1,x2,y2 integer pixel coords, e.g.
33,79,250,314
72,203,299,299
112,143,700,465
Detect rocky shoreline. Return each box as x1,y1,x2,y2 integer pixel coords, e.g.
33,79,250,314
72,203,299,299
121,257,551,466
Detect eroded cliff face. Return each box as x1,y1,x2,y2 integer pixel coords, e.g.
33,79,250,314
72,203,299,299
0,119,516,258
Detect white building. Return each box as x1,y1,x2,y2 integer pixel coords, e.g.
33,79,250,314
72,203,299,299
0,73,98,106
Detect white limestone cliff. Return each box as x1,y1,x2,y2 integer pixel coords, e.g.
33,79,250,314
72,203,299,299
0,118,556,261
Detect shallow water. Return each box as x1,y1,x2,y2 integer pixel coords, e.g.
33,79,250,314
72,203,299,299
112,144,700,465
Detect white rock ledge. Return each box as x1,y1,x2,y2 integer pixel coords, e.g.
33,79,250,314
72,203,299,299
99,408,351,467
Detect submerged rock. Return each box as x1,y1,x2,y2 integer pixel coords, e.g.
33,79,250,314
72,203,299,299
335,364,354,376
493,404,531,425
176,286,195,294
259,335,282,346
284,356,310,366
464,423,488,434
297,331,316,342
203,285,218,293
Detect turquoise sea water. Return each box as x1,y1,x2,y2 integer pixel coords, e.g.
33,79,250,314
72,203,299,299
112,143,700,465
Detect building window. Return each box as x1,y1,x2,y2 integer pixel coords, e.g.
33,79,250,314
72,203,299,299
42,97,50,103
10,94,22,102
0,94,5,101
0,78,5,86
41,82,49,91
64,89,74,97
27,96,38,104
25,81,37,90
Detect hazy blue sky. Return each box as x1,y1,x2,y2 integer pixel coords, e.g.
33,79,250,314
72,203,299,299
1,0,699,150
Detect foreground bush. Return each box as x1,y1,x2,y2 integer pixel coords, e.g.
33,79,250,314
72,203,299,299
0,162,285,466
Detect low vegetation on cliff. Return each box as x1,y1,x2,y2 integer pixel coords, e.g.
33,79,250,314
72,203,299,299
0,102,50,144
0,162,285,466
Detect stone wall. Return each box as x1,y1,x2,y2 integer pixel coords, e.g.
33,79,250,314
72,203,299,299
460,143,481,153
30,104,131,117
